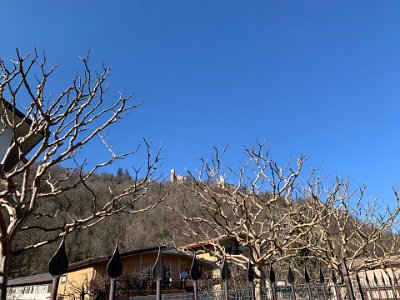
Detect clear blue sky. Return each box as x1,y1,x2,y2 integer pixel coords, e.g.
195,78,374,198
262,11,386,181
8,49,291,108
1,1,399,203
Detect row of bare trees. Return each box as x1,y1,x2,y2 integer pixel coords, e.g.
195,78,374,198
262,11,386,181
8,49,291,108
170,142,400,299
1,50,399,300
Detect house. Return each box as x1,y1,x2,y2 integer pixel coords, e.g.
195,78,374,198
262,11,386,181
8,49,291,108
7,273,52,300
8,246,215,300
180,236,247,281
181,236,245,261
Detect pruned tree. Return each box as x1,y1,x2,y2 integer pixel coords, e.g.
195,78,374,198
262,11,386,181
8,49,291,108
170,142,327,299
302,176,400,279
0,49,163,299
171,143,400,297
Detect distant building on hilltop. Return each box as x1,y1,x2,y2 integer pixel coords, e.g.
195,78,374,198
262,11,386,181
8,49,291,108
170,169,187,183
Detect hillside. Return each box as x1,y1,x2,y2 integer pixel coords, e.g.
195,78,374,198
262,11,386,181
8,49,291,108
8,165,398,281
9,169,192,277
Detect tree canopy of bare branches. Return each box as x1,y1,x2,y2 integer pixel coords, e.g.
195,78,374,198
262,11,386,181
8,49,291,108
170,143,326,296
0,49,162,299
171,142,400,299
302,176,400,278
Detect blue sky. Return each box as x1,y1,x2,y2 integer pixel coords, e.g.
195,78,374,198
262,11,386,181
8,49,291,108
1,1,400,203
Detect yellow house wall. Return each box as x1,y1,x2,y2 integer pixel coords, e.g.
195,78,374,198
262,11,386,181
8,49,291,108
197,252,218,263
58,266,95,299
59,252,214,299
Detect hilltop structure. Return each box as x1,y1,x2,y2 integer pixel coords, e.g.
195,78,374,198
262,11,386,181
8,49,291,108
170,169,187,183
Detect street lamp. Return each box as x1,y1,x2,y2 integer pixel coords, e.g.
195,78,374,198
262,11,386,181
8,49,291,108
0,99,44,172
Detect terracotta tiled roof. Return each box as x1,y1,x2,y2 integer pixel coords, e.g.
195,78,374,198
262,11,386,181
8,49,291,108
180,237,223,250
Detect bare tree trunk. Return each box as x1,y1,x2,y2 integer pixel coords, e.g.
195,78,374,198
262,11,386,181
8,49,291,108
0,241,11,300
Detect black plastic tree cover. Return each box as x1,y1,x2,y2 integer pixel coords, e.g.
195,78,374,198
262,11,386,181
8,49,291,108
304,265,310,283
48,239,69,277
153,247,166,281
319,265,325,284
287,266,295,284
107,245,123,279
221,256,231,281
190,253,201,280
269,262,276,284
247,261,254,283
332,269,337,284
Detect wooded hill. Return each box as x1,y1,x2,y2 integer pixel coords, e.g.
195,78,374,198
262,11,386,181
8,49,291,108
8,163,400,282
9,168,184,277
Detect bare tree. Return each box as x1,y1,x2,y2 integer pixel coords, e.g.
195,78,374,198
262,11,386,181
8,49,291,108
90,277,111,300
118,271,156,297
170,142,326,299
0,49,163,299
166,142,400,299
62,276,95,300
302,176,400,278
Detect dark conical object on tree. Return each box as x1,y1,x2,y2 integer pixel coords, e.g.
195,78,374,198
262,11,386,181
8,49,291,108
304,265,310,283
332,269,337,284
288,265,295,284
269,262,276,283
319,265,325,284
